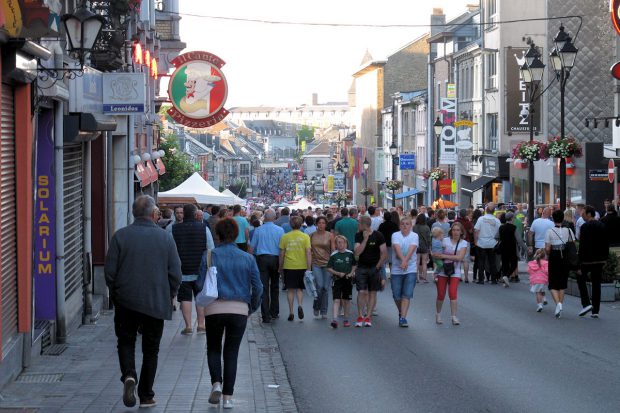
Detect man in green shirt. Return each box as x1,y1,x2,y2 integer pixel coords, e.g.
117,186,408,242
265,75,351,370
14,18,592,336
334,207,359,251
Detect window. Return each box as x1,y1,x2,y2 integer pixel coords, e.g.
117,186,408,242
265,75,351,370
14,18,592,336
485,0,497,27
315,161,322,170
486,53,497,89
403,111,409,135
240,164,250,176
487,113,498,151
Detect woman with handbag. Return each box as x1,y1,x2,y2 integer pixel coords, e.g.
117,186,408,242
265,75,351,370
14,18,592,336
199,218,263,409
544,209,577,319
431,222,468,325
498,212,518,287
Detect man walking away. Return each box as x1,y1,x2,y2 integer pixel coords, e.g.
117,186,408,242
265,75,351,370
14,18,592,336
233,204,251,251
577,205,609,318
249,209,284,323
172,204,210,335
105,195,182,408
335,208,359,253
474,205,502,284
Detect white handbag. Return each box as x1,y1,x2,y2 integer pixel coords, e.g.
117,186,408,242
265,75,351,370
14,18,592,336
196,250,218,307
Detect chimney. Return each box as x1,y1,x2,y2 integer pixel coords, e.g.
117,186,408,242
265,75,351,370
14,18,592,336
466,4,479,12
430,8,446,60
311,93,318,106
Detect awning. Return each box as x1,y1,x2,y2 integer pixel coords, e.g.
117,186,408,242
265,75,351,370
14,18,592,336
395,188,423,200
461,175,495,195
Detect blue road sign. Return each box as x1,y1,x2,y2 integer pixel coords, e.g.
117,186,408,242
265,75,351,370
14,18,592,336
399,154,416,170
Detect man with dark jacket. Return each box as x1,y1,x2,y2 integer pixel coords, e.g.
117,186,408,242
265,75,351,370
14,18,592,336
105,195,182,408
172,204,210,335
577,205,609,318
600,205,620,246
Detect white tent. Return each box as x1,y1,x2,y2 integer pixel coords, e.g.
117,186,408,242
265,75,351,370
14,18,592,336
221,189,246,206
158,173,235,205
288,197,317,210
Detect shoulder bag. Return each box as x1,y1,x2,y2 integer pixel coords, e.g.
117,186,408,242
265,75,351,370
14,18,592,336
565,229,579,268
196,250,219,307
443,240,460,276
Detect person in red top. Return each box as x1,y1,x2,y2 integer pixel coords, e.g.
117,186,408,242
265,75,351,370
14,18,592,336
455,209,474,283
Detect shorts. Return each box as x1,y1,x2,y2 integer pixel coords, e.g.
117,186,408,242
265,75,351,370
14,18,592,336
355,266,382,292
283,269,306,289
332,277,353,300
391,272,416,299
177,281,200,302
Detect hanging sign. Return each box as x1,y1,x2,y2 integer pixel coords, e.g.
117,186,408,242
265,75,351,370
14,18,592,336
167,51,229,128
438,179,452,195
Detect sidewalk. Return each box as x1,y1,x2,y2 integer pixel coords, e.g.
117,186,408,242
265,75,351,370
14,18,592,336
0,308,297,413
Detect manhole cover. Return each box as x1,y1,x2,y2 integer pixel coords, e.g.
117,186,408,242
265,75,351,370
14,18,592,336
15,373,63,383
42,344,67,356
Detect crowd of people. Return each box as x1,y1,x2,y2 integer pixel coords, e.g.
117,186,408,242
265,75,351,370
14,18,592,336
104,195,616,409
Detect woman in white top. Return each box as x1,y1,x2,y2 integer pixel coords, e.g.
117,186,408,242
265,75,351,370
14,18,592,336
390,217,419,328
544,209,576,319
432,222,468,325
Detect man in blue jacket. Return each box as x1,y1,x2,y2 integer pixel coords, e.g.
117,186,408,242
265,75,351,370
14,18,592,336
105,195,182,408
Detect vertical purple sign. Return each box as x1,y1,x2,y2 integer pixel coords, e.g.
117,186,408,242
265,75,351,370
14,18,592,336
34,110,56,320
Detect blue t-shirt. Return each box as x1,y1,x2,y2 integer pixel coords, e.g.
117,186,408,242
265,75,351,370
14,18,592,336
431,238,444,253
234,216,250,244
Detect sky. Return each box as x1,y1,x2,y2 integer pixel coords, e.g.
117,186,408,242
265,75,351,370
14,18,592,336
178,0,476,107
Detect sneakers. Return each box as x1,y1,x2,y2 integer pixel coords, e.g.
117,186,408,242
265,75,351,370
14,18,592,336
591,313,599,319
536,303,544,312
298,306,304,320
502,276,510,288
122,377,137,407
578,305,593,317
399,317,408,328
196,326,206,335
355,316,364,327
364,317,372,327
555,303,563,319
209,383,222,404
180,327,193,335
330,320,338,329
343,320,351,327
321,314,328,319
313,309,320,318
543,297,548,305
223,399,234,409
287,314,294,321
139,399,157,408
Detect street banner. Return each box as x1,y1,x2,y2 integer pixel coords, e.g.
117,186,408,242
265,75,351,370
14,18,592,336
439,98,457,165
447,83,456,98
439,179,452,195
327,175,335,192
505,47,542,133
34,110,56,320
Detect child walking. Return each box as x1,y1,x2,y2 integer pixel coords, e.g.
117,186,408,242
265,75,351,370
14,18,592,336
326,236,356,328
431,227,445,282
528,248,549,312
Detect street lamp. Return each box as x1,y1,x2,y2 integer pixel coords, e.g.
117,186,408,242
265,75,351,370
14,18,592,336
321,174,326,201
310,176,317,200
363,157,370,207
389,143,398,207
343,160,349,205
550,24,578,212
520,41,546,226
433,117,443,202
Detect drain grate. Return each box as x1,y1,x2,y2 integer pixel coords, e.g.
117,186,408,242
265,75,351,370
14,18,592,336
42,344,67,356
15,373,63,383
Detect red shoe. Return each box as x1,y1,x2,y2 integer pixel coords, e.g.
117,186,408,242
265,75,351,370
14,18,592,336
343,320,351,327
364,317,372,327
355,316,364,327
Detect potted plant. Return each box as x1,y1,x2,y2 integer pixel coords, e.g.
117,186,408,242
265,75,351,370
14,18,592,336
545,136,583,159
385,180,403,191
422,168,448,181
511,141,549,162
360,187,374,196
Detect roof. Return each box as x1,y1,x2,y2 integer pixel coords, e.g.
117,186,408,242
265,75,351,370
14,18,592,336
427,9,479,44
303,140,331,157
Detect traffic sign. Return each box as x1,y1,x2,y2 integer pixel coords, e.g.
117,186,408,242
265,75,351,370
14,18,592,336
611,62,620,80
609,159,615,183
399,154,415,170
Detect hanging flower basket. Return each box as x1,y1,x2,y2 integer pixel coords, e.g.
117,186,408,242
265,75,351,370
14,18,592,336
545,136,583,159
385,180,403,191
423,168,448,181
334,191,351,202
360,187,374,196
511,141,549,162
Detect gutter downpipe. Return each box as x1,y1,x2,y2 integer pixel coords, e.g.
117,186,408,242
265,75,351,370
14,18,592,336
54,90,66,344
82,140,92,324
427,55,434,207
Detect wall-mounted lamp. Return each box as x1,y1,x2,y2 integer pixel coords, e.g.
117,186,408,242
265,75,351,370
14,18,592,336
131,154,142,165
141,153,151,162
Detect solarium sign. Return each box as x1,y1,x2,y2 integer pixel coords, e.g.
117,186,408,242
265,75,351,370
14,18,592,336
167,51,229,128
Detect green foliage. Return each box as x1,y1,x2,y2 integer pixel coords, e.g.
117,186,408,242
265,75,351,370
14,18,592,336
602,250,619,283
228,179,247,199
158,133,194,191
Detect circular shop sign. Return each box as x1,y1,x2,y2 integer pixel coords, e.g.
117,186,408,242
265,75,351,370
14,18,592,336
455,140,474,150
167,51,229,128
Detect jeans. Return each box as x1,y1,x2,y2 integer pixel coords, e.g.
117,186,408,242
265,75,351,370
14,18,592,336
256,255,280,320
578,263,603,314
476,248,499,282
205,314,248,396
312,265,332,315
114,304,164,401
390,272,416,299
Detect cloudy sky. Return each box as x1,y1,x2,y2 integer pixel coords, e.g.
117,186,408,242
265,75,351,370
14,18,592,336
178,0,475,107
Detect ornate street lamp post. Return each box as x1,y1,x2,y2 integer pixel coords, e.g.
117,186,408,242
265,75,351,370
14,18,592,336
389,143,398,207
433,117,443,202
363,157,370,207
550,25,578,212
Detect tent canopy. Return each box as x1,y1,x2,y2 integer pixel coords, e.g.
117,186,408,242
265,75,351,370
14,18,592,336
221,188,246,206
432,198,458,209
158,173,235,205
288,197,317,210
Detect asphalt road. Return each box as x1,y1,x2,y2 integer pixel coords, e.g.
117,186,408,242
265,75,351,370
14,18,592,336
270,276,620,413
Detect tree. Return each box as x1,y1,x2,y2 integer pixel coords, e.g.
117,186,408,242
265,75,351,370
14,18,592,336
297,125,315,161
158,133,194,191
228,179,247,199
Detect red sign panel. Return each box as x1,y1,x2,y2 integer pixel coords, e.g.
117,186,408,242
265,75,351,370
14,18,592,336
612,0,620,35
438,179,452,195
135,162,151,187
609,159,615,183
167,51,229,128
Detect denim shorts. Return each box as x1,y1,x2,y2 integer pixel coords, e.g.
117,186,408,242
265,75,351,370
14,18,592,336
390,272,417,299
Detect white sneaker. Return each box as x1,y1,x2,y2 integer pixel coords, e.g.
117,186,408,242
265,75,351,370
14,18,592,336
555,303,563,319
209,383,222,404
536,303,543,312
578,305,593,317
543,298,548,305
502,276,510,287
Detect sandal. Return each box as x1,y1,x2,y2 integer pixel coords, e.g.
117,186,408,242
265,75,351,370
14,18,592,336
180,327,193,335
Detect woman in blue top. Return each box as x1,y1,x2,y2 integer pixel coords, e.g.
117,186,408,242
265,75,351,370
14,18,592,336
198,218,263,409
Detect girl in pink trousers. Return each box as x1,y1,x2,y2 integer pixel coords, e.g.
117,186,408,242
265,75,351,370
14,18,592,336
528,249,549,312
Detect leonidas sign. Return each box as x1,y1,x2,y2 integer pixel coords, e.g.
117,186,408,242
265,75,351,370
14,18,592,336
167,51,229,128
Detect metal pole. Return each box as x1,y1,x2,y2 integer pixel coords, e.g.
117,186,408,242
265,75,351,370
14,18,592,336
559,69,567,211
528,85,536,227
392,188,396,208
364,173,368,207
